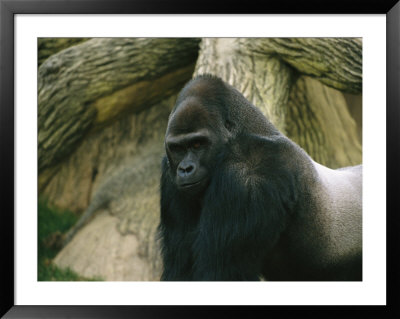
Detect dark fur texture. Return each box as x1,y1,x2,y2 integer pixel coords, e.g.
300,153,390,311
158,75,362,281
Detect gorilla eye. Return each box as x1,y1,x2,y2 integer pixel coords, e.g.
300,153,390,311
225,120,234,131
169,144,184,153
191,139,207,150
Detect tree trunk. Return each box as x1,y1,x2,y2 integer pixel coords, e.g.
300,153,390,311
39,37,362,281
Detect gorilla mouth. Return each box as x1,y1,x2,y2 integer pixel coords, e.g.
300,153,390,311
181,180,203,188
179,179,206,191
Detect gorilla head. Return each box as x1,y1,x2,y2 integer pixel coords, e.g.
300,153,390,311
159,74,362,281
165,75,278,193
165,97,225,194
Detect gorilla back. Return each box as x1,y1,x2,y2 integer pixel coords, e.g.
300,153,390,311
158,74,362,281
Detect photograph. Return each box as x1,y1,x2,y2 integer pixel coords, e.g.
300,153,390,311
37,37,363,282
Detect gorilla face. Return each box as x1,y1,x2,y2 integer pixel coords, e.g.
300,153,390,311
165,128,210,193
165,97,228,195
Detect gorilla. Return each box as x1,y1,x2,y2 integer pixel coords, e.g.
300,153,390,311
158,74,362,281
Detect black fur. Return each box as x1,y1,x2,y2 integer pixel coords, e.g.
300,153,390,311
158,75,362,281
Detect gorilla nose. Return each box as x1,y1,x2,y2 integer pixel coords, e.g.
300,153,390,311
178,163,196,178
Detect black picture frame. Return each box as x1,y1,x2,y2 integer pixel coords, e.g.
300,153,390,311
1,0,399,318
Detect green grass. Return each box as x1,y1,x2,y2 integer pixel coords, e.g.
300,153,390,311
38,198,102,281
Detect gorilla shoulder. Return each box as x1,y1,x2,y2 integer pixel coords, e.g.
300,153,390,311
310,162,362,259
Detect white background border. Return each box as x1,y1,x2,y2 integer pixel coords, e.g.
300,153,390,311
15,15,386,305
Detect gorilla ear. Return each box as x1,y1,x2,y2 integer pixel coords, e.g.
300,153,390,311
224,120,234,132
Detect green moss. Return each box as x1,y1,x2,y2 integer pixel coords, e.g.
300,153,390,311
38,198,103,281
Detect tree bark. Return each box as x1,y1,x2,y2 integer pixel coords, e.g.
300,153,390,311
286,76,361,168
245,38,362,94
38,38,90,66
